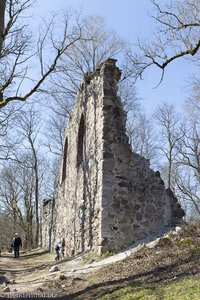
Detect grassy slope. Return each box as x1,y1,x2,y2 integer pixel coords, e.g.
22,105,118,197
46,222,200,299
97,276,200,300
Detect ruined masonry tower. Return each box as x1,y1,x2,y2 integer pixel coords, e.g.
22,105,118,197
42,59,184,255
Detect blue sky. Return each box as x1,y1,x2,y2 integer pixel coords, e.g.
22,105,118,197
33,0,198,114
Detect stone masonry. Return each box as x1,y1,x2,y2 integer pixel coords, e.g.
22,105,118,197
42,59,184,256
41,199,54,250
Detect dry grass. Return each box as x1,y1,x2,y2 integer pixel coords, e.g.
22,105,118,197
45,222,200,299
1,222,200,299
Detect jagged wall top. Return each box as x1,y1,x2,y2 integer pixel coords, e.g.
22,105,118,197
79,58,122,92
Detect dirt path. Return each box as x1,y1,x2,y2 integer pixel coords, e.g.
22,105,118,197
0,248,101,296
0,228,174,298
0,243,145,296
0,250,54,293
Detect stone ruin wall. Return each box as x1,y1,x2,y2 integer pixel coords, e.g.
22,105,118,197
42,59,184,256
50,66,106,256
41,199,53,250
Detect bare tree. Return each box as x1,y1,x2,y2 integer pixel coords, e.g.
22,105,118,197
153,102,182,189
15,107,45,246
45,15,139,156
127,112,157,164
0,0,6,56
0,160,34,248
0,101,25,160
0,0,82,109
176,169,200,218
44,101,69,156
0,105,50,247
184,77,200,115
129,0,200,83
0,210,21,250
181,81,200,182
175,96,200,217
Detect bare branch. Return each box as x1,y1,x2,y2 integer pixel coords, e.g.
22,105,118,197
129,0,200,83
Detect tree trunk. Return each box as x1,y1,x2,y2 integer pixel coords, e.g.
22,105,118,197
168,148,172,189
28,130,39,247
0,0,6,101
25,193,34,249
32,146,39,247
35,170,39,246
0,0,6,53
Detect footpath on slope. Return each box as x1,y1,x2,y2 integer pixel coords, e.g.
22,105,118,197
0,226,186,298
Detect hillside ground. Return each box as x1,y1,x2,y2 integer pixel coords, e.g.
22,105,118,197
0,222,200,299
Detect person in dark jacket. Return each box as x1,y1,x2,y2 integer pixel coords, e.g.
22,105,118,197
12,233,22,258
55,241,62,261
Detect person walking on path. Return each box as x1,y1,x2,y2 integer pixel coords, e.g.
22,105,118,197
12,233,22,258
55,241,62,261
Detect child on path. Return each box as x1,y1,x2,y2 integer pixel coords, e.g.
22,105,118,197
55,241,62,261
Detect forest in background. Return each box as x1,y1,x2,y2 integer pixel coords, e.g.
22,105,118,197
0,0,199,250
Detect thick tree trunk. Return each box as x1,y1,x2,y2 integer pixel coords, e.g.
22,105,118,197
0,0,6,101
0,0,6,54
